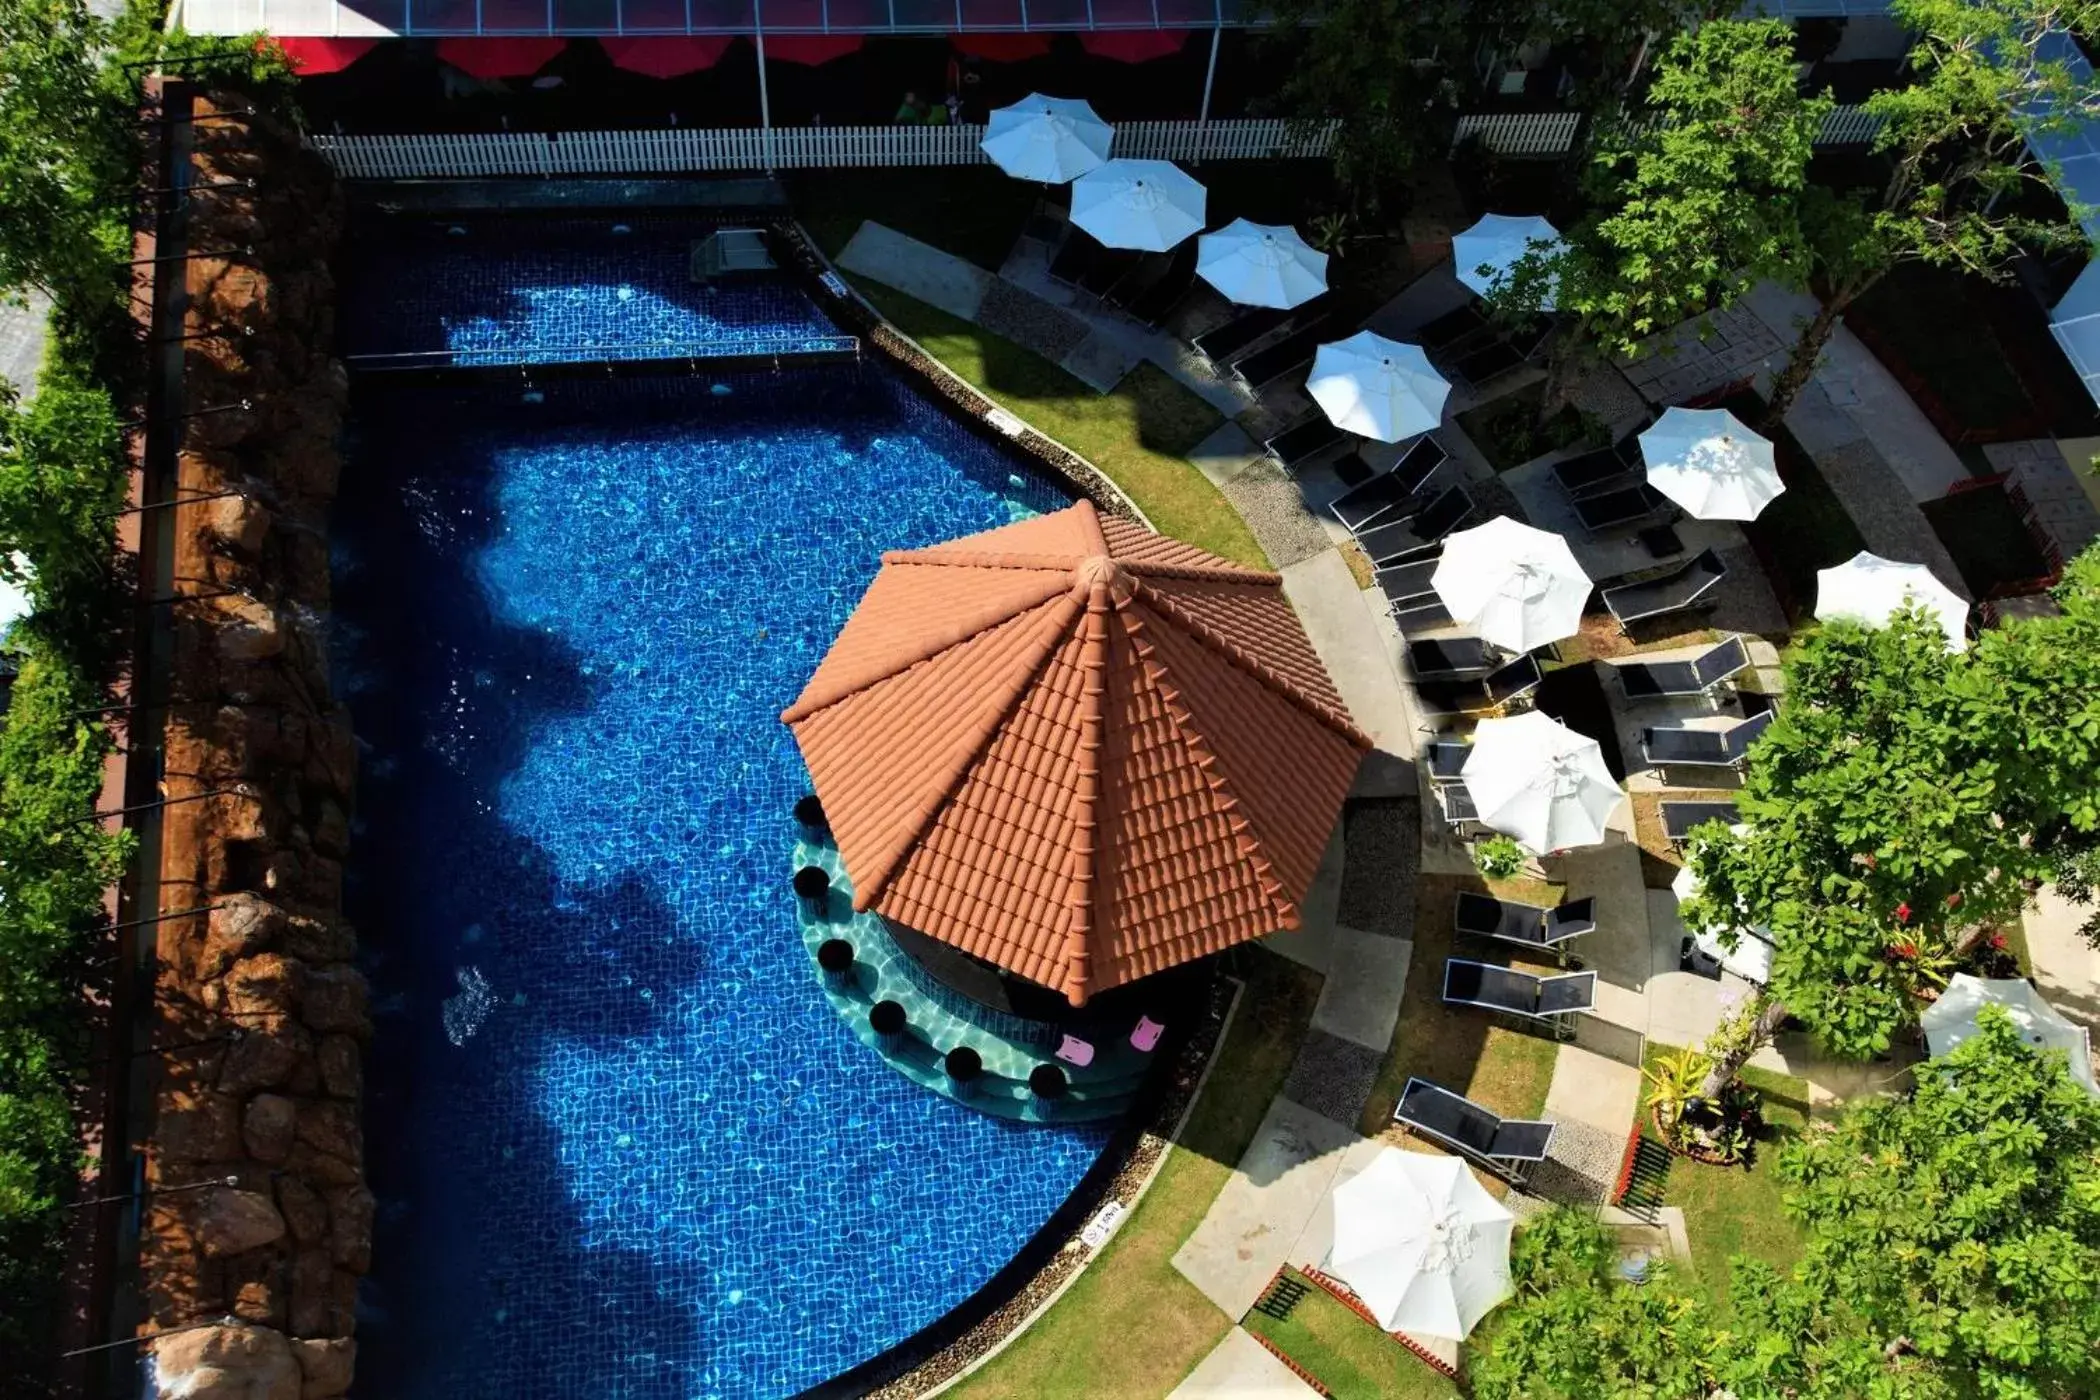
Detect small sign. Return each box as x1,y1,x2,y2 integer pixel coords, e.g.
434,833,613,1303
819,271,850,299
1079,1200,1126,1249
985,407,1028,439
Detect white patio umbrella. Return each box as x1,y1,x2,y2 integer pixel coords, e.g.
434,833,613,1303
1637,406,1785,521
1305,332,1451,443
1195,219,1328,309
1814,551,1969,651
1068,159,1205,252
1922,974,2097,1095
2048,260,2100,410
1431,516,1592,653
1329,1149,1514,1340
1451,213,1565,308
979,94,1112,184
1670,857,1775,985
1461,711,1624,853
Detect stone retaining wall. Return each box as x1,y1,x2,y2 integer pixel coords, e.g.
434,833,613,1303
140,93,363,1400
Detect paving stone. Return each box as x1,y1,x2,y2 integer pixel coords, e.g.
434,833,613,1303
1335,797,1420,937
1280,1029,1385,1126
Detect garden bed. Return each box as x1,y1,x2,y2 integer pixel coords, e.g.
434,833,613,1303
1920,483,2053,596
1242,1268,1460,1400
1718,390,1865,619
1454,382,1602,472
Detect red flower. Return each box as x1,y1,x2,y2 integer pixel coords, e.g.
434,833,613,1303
1887,941,1919,960
1946,892,1963,910
1861,853,1878,869
1895,902,1912,924
1989,932,2009,951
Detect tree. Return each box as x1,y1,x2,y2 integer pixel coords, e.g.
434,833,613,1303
1759,0,2099,427
1778,1011,2100,1398
1684,545,2100,1087
0,379,127,617
0,0,128,314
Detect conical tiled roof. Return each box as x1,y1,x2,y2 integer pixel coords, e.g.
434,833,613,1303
784,500,1370,1006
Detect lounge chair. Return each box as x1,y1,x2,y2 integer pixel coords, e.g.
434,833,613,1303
1079,246,1145,299
1614,633,1749,700
1416,304,1494,356
1391,595,1455,634
1425,739,1470,783
1264,414,1350,471
1395,1077,1556,1180
1047,230,1101,288
1602,549,1727,629
1660,799,1740,849
1329,438,1446,533
1451,338,1528,390
1234,316,1339,391
1409,635,1499,681
1190,304,1295,369
1376,557,1440,612
1454,891,1597,958
1442,958,1596,1032
1124,246,1197,328
1642,709,1776,770
1550,445,1640,499
1416,653,1542,715
1100,248,1174,312
1356,487,1474,565
1435,779,1479,828
1573,481,1672,534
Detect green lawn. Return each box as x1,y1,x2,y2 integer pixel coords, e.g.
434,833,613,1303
1358,874,1561,1143
946,949,1324,1400
849,281,1268,568
1243,1269,1462,1400
1637,1044,1812,1316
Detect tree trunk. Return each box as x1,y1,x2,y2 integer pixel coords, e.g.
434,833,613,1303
1758,296,1846,435
1696,993,1792,1099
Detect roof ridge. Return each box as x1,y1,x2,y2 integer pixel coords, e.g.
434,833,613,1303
780,572,1072,722
1115,604,1302,935
1118,559,1283,584
1133,581,1373,748
846,590,1085,913
878,548,1088,571
1058,565,1115,1004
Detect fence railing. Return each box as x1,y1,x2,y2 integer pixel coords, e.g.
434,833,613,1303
307,118,1339,180
1453,104,1884,158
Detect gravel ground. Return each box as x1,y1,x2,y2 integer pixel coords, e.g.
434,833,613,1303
1279,1029,1386,1126
977,277,1092,364
1219,457,1335,568
1336,797,1420,938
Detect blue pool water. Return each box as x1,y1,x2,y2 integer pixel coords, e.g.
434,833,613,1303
334,350,1112,1395
346,218,852,367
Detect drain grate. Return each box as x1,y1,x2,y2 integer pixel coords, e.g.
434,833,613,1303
1617,1138,1675,1222
1254,1272,1311,1322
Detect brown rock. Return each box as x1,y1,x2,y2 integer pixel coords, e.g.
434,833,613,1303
283,1143,360,1189
200,893,287,980
275,1177,327,1245
324,1186,373,1274
281,913,355,965
299,965,368,1037
226,1251,287,1328
197,1188,286,1256
292,1100,360,1168
310,800,349,859
225,953,301,1020
289,1337,355,1398
298,855,342,907
200,493,272,556
242,1093,297,1164
151,1321,300,1400
160,1092,244,1164
315,1035,360,1100
214,593,285,661
288,1248,345,1338
219,1021,312,1096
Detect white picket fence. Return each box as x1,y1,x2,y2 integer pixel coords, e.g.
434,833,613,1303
1452,104,1883,159
307,118,1339,180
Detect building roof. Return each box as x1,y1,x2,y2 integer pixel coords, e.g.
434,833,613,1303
784,500,1369,1006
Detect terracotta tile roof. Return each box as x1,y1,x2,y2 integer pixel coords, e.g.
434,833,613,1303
784,500,1370,1005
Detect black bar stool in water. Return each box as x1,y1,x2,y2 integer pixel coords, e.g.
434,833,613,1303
816,938,855,992
944,1045,983,1101
1027,1063,1068,1122
794,793,829,842
793,865,830,920
869,999,906,1051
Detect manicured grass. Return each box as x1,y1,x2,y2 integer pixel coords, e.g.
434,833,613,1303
787,168,1045,272
1921,485,2052,596
1358,875,1561,1142
1242,1269,1462,1400
850,280,1269,568
1637,1043,1812,1317
945,948,1324,1400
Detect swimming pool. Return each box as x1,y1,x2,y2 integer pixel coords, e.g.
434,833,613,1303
334,292,1113,1392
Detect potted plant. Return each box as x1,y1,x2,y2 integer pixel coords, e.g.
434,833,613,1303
1644,1046,1763,1166
1473,834,1528,882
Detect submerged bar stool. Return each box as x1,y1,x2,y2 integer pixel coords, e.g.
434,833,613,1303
794,793,829,842
869,999,907,1051
816,938,855,992
793,865,830,921
944,1046,983,1102
1027,1064,1068,1122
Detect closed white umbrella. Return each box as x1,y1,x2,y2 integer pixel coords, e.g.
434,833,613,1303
1922,974,2096,1095
1452,213,1565,308
1814,551,1969,651
1195,219,1328,309
1329,1149,1513,1340
1306,332,1450,443
1431,516,1592,653
1069,159,1205,252
980,94,1112,184
1670,857,1775,984
1462,711,1623,853
1638,406,1785,521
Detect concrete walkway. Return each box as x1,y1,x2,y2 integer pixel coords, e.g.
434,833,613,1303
2027,884,2100,1061
1169,1327,1320,1399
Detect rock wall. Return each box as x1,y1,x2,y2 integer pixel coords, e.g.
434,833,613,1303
140,92,363,1400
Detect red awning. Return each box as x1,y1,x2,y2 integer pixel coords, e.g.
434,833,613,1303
951,33,1053,62
1079,30,1189,63
601,36,739,78
435,38,568,79
764,34,865,66
268,36,380,76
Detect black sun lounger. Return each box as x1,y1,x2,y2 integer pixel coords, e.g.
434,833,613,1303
1396,1077,1556,1181
1234,316,1339,391
1435,779,1479,828
1455,891,1597,961
1451,337,1528,390
1661,799,1740,849
1603,549,1727,629
1550,445,1641,499
1355,487,1474,565
1329,437,1447,533
1614,632,1749,700
1442,958,1596,1033
1265,414,1350,470
1191,304,1296,368
1392,595,1456,634
1409,635,1499,682
1642,709,1776,771
1124,245,1197,328
1426,739,1470,782
1574,481,1672,534
1416,653,1542,715
1376,557,1440,612
1047,229,1102,288
1417,303,1495,356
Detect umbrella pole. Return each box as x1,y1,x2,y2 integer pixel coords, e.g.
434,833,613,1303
1197,27,1221,153
756,7,775,174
